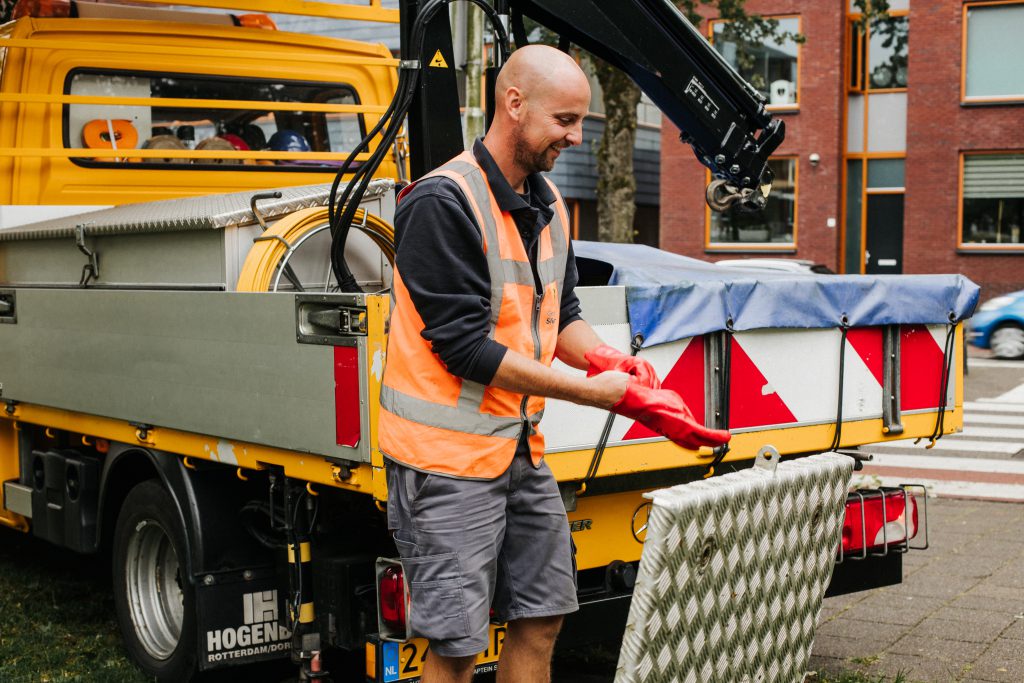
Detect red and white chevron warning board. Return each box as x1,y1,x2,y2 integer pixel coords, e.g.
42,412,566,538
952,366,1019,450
545,323,955,452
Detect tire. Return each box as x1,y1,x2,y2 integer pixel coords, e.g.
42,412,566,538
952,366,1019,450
112,479,198,682
990,324,1024,360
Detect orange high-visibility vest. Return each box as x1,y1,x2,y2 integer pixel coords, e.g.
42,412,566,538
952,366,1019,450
378,151,571,479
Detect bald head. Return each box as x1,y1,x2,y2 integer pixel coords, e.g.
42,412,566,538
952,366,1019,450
495,44,591,106
484,45,591,187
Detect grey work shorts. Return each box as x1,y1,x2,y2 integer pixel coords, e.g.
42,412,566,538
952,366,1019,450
385,454,579,658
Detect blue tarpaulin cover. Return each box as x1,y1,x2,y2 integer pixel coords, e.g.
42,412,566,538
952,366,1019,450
573,242,980,348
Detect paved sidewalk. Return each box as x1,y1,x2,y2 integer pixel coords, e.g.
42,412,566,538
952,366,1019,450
809,497,1024,682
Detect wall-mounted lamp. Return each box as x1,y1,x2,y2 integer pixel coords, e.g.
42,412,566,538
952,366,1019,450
809,153,821,167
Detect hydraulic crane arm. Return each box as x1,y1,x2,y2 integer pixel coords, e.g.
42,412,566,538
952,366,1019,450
508,0,785,211
333,0,784,290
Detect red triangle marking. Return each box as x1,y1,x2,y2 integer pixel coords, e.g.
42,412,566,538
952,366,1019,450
900,325,945,411
623,336,705,440
846,327,884,387
727,337,797,429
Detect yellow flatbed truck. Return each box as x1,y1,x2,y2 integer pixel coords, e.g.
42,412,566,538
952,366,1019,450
0,1,975,681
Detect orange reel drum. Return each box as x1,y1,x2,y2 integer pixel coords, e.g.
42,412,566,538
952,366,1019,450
81,119,139,150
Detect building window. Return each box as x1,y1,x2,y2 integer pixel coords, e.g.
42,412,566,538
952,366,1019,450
849,15,908,91
964,2,1024,102
708,158,796,248
64,70,363,169
711,17,800,109
961,153,1024,246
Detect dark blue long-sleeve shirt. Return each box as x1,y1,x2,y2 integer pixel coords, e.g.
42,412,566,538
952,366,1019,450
393,139,582,385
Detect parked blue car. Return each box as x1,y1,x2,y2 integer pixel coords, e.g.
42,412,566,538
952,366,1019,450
969,290,1024,359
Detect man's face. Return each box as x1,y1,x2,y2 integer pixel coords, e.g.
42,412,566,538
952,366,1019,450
511,86,591,176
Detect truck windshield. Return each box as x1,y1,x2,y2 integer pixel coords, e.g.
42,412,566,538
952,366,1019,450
63,69,365,169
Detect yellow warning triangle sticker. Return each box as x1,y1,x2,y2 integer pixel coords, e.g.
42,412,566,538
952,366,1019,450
429,49,449,68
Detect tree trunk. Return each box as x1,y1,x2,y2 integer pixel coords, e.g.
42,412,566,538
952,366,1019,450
592,58,642,244
462,6,485,146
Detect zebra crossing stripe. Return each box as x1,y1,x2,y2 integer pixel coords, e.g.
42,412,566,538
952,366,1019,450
966,414,1024,426
963,401,1024,413
967,359,1024,369
872,438,1023,454
960,425,1024,439
994,384,1024,402
863,453,1024,474
851,474,1024,502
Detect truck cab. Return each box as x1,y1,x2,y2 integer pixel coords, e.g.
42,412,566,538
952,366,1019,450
0,0,400,226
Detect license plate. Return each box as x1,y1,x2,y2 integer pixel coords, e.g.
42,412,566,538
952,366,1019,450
378,624,506,682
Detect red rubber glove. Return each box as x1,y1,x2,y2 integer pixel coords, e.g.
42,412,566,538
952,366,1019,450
585,344,661,390
612,383,731,451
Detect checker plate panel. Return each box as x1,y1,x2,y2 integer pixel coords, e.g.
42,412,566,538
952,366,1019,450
617,453,854,683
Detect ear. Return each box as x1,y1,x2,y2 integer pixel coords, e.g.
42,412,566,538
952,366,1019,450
505,86,525,122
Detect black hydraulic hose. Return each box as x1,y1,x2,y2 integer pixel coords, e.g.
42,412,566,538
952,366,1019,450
926,317,957,445
326,0,510,291
829,319,850,452
579,334,644,495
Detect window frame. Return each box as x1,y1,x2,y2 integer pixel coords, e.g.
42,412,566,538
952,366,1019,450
846,10,910,95
707,14,802,113
960,0,1024,105
957,149,1024,252
704,155,799,253
61,67,366,173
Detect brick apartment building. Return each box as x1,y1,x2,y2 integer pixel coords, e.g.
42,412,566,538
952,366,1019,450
660,0,1024,299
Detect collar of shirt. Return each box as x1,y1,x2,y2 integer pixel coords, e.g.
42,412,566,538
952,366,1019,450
472,139,555,246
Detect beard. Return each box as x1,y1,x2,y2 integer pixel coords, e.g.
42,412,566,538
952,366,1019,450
512,129,560,174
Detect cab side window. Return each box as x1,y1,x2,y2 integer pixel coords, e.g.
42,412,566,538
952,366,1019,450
64,70,363,169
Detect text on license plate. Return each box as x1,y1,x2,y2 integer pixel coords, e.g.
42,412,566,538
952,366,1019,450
380,624,506,682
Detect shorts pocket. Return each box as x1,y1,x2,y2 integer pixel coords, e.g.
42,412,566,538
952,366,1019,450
402,551,470,641
392,529,417,558
569,537,579,591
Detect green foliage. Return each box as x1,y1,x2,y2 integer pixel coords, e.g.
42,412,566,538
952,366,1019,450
677,1,805,92
851,0,895,27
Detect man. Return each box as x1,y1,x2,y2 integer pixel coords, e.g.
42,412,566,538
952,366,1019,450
379,45,729,682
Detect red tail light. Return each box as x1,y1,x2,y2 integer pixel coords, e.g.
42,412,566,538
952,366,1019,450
379,565,407,632
840,488,919,557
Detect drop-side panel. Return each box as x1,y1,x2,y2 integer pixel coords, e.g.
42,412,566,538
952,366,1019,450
0,289,369,461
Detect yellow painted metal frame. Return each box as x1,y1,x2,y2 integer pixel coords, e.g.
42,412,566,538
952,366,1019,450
961,0,1024,105
957,149,1024,251
0,38,399,67
568,490,647,569
0,403,374,495
100,0,400,23
0,148,373,162
0,92,390,114
0,420,29,532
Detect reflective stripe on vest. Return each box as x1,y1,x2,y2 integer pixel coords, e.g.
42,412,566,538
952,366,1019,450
379,150,570,479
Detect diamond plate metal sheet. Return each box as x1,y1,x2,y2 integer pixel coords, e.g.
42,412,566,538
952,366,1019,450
617,452,854,683
0,179,393,241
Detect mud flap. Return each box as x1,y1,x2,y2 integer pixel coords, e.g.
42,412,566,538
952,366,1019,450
195,566,292,671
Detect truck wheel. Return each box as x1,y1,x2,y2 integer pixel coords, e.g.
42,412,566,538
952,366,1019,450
991,324,1024,360
112,479,198,682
